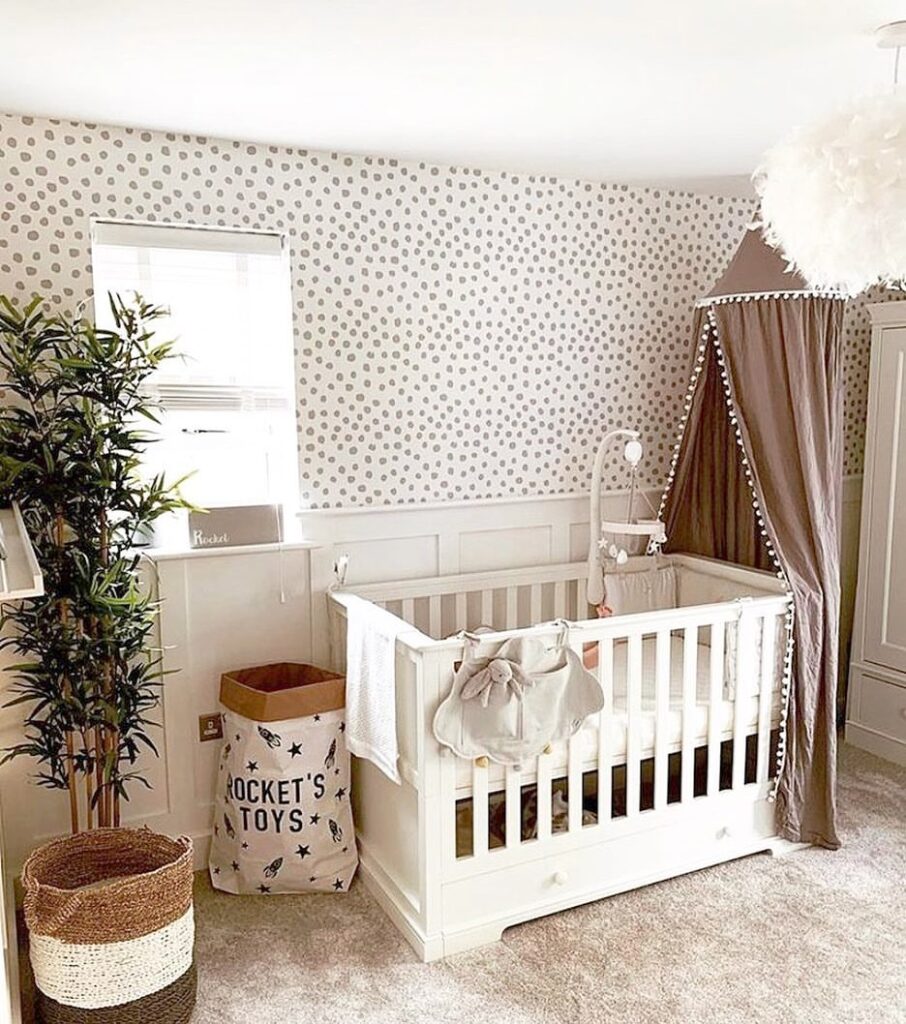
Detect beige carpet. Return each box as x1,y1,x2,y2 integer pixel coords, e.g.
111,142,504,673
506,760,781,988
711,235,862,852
192,744,905,1024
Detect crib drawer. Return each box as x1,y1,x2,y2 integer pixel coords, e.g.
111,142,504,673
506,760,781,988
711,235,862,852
440,796,774,941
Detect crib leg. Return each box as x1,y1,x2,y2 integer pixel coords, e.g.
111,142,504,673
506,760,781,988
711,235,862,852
442,921,507,958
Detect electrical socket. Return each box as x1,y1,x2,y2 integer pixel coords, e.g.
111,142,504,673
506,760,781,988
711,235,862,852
198,712,224,743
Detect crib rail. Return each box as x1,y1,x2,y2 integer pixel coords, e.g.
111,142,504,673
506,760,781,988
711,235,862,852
338,555,788,648
432,600,788,876
328,554,790,884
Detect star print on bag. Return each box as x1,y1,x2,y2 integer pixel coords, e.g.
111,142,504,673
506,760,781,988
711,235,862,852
257,725,282,749
210,702,357,896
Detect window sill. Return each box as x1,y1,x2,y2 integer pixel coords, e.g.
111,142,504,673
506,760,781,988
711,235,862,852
137,539,322,562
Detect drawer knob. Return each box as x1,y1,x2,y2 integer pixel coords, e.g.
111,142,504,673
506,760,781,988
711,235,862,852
552,870,569,886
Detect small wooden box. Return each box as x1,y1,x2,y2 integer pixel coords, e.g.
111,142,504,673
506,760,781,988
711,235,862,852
189,505,282,549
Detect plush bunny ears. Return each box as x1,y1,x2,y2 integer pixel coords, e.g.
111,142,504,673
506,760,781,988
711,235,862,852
460,658,534,707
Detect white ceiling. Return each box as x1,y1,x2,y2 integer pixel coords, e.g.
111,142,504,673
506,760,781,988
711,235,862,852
3,1,904,196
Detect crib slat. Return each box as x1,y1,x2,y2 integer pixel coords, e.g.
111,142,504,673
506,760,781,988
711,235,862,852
576,577,588,619
440,745,458,869
707,620,725,796
455,591,468,632
756,614,777,783
530,584,542,624
732,611,755,790
567,732,583,833
598,635,614,824
428,595,442,639
566,635,585,832
626,631,643,816
480,590,493,629
471,761,489,857
401,598,415,627
536,749,552,842
505,765,521,849
505,587,518,629
681,625,698,803
553,580,566,618
654,629,671,811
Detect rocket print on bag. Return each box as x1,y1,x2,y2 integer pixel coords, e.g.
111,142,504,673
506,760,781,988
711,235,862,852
209,705,357,895
257,725,282,749
263,857,283,879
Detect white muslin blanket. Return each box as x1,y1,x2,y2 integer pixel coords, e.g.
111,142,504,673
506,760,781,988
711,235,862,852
343,594,407,784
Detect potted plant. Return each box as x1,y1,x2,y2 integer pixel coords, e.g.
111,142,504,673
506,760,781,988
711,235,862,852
0,294,197,1023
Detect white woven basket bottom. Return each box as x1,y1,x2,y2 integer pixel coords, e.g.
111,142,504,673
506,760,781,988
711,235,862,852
30,907,194,1009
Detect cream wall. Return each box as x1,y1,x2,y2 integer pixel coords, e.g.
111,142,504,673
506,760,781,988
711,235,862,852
0,111,874,872
0,113,782,508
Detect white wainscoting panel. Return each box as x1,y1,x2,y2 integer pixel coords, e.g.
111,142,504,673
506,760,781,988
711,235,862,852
0,545,314,873
0,479,862,875
302,490,656,667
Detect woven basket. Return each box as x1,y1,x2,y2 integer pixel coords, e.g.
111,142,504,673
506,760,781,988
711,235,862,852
23,828,196,1024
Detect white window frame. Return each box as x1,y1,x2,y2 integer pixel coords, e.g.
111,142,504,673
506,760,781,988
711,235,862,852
90,219,299,541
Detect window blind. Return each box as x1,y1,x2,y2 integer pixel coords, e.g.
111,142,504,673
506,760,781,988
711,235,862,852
91,219,298,511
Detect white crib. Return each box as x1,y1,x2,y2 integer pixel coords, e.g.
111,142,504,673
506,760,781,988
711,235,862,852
327,553,791,961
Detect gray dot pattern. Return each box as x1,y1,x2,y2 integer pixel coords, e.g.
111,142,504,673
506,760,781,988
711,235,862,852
0,113,872,505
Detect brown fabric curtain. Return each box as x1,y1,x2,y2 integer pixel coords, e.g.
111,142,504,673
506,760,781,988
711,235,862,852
666,309,773,572
665,296,844,849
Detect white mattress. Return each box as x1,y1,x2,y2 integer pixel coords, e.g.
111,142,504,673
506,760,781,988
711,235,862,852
454,638,779,790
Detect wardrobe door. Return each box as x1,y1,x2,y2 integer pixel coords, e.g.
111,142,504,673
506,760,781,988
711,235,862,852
863,326,906,673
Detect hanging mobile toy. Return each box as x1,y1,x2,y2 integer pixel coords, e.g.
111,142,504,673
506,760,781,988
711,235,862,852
586,429,667,607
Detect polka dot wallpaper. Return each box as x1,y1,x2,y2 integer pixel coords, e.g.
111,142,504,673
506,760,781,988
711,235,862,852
0,113,877,507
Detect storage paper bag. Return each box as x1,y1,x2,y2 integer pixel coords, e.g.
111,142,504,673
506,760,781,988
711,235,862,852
209,664,357,895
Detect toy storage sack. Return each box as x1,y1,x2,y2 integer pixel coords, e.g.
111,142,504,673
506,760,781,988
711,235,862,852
209,663,357,895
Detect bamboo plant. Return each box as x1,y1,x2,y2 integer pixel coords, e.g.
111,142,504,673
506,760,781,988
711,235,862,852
0,294,190,831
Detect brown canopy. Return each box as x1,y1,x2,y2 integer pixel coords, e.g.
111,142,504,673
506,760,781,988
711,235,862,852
705,226,810,298
663,227,843,849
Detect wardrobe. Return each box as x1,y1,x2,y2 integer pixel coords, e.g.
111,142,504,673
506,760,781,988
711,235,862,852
848,302,906,765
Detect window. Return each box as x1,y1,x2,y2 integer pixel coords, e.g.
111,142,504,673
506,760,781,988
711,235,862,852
91,221,298,527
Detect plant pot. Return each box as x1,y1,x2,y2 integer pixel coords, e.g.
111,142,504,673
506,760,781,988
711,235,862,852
23,828,196,1024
